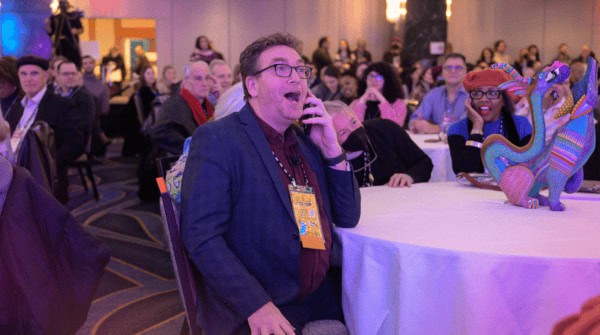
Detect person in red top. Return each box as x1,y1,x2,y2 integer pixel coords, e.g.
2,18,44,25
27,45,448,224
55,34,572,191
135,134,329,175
150,61,213,155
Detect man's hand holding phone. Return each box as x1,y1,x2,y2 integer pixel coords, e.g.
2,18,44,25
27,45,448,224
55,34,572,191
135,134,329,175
301,91,346,169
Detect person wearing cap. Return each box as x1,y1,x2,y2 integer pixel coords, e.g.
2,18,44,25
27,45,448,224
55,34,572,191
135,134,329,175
0,55,84,203
447,68,532,174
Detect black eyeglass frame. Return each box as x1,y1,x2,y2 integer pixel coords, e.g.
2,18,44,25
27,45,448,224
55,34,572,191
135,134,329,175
254,63,312,79
469,90,502,100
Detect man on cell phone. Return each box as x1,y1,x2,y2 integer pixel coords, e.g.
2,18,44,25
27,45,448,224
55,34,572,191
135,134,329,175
180,32,360,334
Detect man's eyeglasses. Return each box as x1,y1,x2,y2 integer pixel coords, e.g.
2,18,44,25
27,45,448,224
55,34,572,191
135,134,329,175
254,64,312,79
470,90,502,100
443,65,466,72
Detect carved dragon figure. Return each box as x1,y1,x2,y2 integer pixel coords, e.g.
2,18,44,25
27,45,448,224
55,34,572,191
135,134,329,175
481,58,597,211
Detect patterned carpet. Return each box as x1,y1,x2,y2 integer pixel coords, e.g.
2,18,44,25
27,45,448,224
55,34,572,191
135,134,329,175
67,140,185,335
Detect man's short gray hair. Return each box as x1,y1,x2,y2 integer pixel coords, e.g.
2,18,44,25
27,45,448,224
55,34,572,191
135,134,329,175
323,100,353,119
209,59,228,72
183,61,210,79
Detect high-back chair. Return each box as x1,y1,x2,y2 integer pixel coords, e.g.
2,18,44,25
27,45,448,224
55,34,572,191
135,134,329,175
155,157,348,335
69,132,99,201
156,176,202,335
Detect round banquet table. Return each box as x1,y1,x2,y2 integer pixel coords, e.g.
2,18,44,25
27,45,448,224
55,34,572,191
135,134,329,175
336,182,600,335
407,132,455,182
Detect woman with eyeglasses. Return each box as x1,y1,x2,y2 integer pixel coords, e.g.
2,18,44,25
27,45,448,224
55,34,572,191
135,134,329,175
447,69,532,174
350,62,407,127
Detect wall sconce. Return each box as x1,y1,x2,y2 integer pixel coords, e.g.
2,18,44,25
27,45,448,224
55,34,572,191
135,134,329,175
50,0,60,14
446,0,452,20
386,0,407,23
386,0,401,23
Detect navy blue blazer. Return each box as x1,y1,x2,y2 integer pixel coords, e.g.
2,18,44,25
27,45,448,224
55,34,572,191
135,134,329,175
180,103,360,334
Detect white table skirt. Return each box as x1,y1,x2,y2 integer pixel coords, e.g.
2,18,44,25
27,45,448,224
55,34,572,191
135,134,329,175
408,132,455,182
336,183,600,335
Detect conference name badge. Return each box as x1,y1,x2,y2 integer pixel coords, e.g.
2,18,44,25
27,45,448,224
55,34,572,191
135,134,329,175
288,184,325,250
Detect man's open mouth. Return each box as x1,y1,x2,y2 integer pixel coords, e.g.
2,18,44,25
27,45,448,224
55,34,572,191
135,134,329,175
284,92,301,102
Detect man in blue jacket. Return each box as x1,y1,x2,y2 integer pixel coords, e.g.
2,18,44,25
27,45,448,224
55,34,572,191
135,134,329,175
181,32,361,334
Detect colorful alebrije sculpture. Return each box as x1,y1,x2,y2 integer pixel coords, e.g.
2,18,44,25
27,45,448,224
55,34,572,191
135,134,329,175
482,58,597,211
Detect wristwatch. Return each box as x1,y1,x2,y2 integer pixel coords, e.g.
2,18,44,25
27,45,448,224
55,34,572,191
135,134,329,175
324,151,346,166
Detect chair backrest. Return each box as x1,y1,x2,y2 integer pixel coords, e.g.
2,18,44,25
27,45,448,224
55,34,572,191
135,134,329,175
132,93,146,125
156,177,203,335
16,121,56,193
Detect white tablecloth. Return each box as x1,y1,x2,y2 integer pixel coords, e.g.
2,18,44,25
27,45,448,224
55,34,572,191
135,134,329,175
336,183,600,335
408,132,455,182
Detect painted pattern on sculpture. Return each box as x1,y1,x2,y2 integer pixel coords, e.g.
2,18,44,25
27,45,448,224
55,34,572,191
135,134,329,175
481,58,597,211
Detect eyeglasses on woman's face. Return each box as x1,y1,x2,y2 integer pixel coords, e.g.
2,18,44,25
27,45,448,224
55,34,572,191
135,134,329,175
470,89,501,100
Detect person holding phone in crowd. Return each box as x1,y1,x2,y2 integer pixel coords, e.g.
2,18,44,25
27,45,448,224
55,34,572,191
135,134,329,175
180,33,360,335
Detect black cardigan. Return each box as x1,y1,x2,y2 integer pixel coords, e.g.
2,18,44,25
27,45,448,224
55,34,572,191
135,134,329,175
350,118,433,186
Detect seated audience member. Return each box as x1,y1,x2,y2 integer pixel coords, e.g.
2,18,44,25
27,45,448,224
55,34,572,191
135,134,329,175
190,35,224,63
574,44,597,64
312,36,333,81
403,61,424,99
447,68,532,174
350,61,407,127
47,55,68,87
339,71,359,105
0,154,110,335
312,65,342,101
2,56,83,203
56,60,96,143
180,32,360,334
101,46,126,91
122,65,158,157
334,39,355,71
208,59,233,105
410,66,435,103
327,100,432,187
132,45,151,79
527,44,541,68
477,47,494,67
81,55,112,157
513,48,530,75
150,61,213,155
157,65,180,96
0,57,21,117
137,65,159,120
554,43,571,64
353,38,372,64
410,53,468,134
492,40,511,64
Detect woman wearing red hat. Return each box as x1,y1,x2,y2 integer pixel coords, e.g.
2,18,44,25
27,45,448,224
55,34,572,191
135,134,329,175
447,68,532,174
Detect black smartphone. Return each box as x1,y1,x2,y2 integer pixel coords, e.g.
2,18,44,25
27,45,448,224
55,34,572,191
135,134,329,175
301,104,316,135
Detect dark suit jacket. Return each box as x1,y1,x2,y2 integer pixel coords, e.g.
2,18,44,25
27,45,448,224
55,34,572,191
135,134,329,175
180,104,361,334
6,89,84,163
150,94,198,155
69,86,96,143
0,159,110,334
